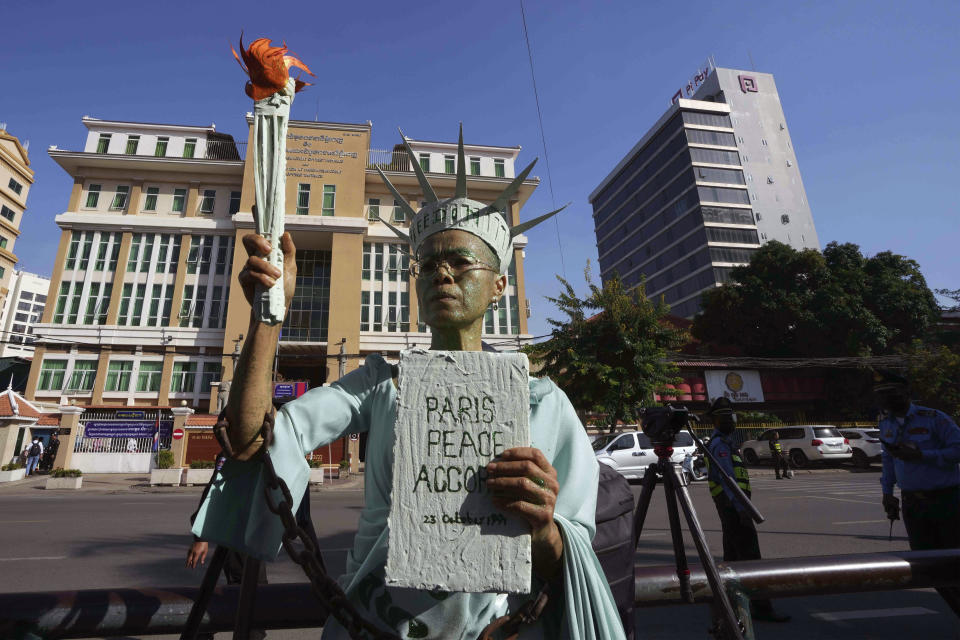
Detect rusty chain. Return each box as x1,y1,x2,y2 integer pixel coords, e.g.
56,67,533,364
215,411,400,640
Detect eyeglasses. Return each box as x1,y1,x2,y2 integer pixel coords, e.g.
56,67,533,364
410,252,498,279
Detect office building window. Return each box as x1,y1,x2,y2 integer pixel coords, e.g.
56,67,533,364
85,184,101,208
187,235,214,274
144,187,159,211
0,237,7,249
494,159,505,178
687,129,737,147
136,362,163,392
110,185,130,210
700,206,756,226
199,189,216,214
170,362,197,393
393,199,405,222
781,214,790,225
105,361,133,392
696,167,746,185
7,178,23,195
96,133,112,154
94,232,117,271
155,136,168,157
690,148,741,165
77,232,94,270
470,157,480,175
681,111,733,128
297,183,310,215
444,155,455,174
368,198,380,220
418,153,430,172
38,359,68,391
156,234,181,273
282,249,331,341
172,188,186,213
208,285,223,328
200,361,220,394
697,186,750,205
125,135,140,155
68,360,97,391
229,190,241,214
322,185,336,216
0,205,15,222
183,138,197,158
706,227,760,245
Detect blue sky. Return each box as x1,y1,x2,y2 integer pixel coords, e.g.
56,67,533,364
2,0,958,335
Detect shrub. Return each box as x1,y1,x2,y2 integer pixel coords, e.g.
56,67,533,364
52,468,82,478
189,460,215,469
1,463,24,471
307,458,323,468
156,450,175,469
338,459,350,470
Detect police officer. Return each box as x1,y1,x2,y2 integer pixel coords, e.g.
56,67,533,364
705,397,790,623
874,369,960,616
768,431,791,479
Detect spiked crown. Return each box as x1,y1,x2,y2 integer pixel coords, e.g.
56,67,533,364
374,125,567,274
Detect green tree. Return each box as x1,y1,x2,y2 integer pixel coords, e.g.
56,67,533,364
526,267,688,433
692,241,939,357
900,340,960,418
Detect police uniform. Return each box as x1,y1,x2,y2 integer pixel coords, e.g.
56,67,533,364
768,435,791,479
879,403,960,551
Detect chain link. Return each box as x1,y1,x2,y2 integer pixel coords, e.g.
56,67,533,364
254,412,401,640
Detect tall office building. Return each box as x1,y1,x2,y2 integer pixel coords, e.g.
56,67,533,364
0,270,49,358
0,125,35,314
26,116,538,409
589,67,819,317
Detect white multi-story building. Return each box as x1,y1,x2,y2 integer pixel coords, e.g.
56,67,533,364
0,270,50,358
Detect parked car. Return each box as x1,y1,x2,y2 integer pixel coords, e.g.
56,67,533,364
839,428,883,468
741,426,852,468
593,430,698,480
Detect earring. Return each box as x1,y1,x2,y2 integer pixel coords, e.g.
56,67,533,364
492,300,499,311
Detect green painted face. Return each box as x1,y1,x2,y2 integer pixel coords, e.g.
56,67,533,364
415,230,506,335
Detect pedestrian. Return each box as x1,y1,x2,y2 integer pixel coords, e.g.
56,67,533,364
191,139,624,639
768,431,792,479
25,438,43,476
874,369,960,616
41,433,60,471
705,397,790,623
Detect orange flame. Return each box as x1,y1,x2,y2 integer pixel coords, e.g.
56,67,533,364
231,34,314,101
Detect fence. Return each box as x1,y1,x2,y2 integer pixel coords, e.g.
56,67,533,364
367,149,411,172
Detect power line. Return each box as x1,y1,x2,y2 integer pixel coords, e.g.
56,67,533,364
519,0,566,279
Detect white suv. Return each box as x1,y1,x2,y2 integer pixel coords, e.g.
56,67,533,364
741,426,852,468
839,428,883,468
593,430,697,480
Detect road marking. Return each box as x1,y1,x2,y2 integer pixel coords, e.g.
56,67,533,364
811,606,936,622
832,519,888,525
0,556,67,562
4,520,50,523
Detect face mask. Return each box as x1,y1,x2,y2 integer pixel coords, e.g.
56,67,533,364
715,417,735,435
877,390,910,415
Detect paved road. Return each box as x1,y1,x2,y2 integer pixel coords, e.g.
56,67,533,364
1,469,957,639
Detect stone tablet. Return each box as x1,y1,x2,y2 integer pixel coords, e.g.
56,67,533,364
385,350,532,594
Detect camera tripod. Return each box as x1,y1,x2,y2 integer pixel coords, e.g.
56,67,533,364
632,425,764,640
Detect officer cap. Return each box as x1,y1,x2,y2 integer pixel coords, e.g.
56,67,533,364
872,368,909,392
706,396,734,416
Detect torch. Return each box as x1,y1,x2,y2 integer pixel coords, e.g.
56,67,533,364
231,36,314,324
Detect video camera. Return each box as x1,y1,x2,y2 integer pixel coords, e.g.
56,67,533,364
640,405,693,444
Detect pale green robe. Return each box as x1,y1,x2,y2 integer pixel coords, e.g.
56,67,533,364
192,355,626,639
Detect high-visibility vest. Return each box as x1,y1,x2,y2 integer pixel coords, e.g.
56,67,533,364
771,441,782,454
706,437,752,498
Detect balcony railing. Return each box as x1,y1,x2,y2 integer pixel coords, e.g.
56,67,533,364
88,140,246,161
368,149,411,172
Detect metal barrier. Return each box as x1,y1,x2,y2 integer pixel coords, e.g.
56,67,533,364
1,550,957,638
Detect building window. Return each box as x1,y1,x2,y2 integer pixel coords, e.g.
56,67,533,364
105,361,133,392
418,153,430,172
170,362,197,393
154,136,169,157
444,155,455,174
470,157,481,175
200,361,220,394
117,283,132,326
67,360,97,391
85,184,101,208
187,235,214,275
229,190,241,215
7,178,23,195
0,205,15,222
183,138,197,158
136,362,163,392
0,237,7,249
368,198,380,220
208,285,224,328
94,232,117,271
38,359,67,391
322,185,336,216
494,159,505,178
96,133,111,154
110,185,130,210
282,249,331,341
297,183,310,215
144,187,159,211
172,188,186,213
199,189,216,214
393,198,405,222
125,135,140,155
781,214,790,225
